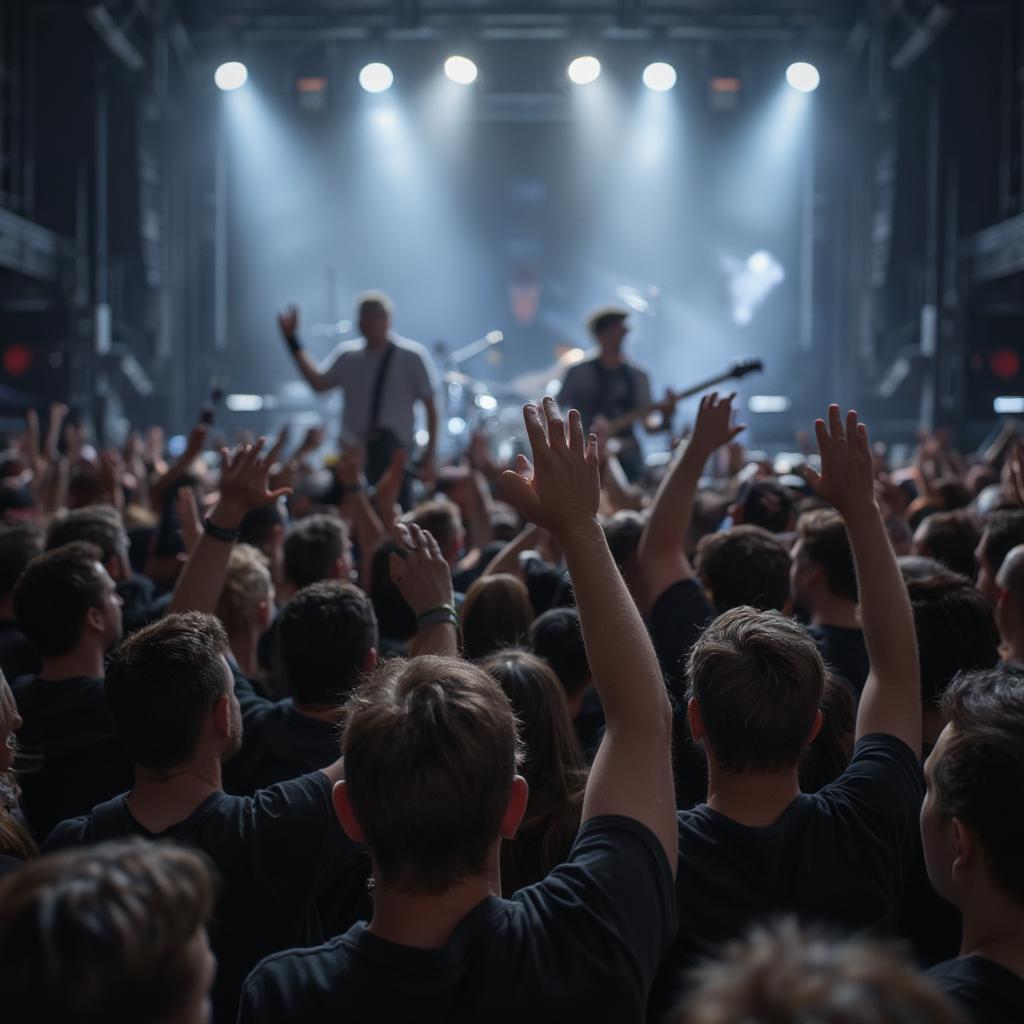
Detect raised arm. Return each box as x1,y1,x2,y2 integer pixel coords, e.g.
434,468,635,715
389,523,459,657
503,398,676,872
804,405,921,756
277,304,335,394
638,392,745,602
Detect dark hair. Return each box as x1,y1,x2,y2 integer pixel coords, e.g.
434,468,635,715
932,668,1024,905
587,306,629,338
688,608,825,773
914,510,979,579
483,650,587,892
696,525,792,613
404,500,462,556
105,612,231,773
799,676,854,793
283,513,347,589
796,509,858,602
0,523,42,598
528,608,590,699
45,505,127,569
342,656,523,893
461,574,535,661
368,539,417,643
0,674,37,863
239,501,285,552
0,838,216,1024
13,542,106,657
603,510,645,568
980,510,1024,575
278,581,378,705
908,574,1000,708
734,479,795,534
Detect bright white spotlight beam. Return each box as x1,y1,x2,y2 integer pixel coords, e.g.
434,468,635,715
786,62,820,93
643,62,677,92
359,62,394,94
444,55,478,85
568,56,601,86
214,61,248,92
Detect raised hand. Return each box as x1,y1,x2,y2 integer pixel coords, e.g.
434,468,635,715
389,522,453,617
215,440,293,526
176,486,203,554
334,447,366,490
373,448,408,518
802,405,876,518
277,303,299,340
689,391,746,457
501,397,600,540
183,422,210,461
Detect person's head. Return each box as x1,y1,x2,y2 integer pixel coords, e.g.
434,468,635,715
790,509,858,613
334,655,527,894
728,480,796,534
45,504,131,581
461,574,535,661
996,543,1024,652
912,510,979,580
687,607,824,775
404,499,464,567
798,675,855,793
696,526,792,613
587,306,630,351
14,542,123,660
922,667,1024,914
899,554,948,581
216,544,274,641
527,607,591,714
0,671,36,863
283,513,352,590
356,291,394,343
673,918,959,1024
976,509,1024,603
105,612,239,773
0,839,217,1024
277,581,378,706
367,539,418,644
0,672,20,776
238,500,287,556
0,523,42,614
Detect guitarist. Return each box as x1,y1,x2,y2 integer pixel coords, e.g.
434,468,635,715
559,306,671,480
277,292,439,504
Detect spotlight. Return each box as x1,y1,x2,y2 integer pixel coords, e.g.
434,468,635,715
214,61,248,92
785,62,820,93
444,55,478,85
643,62,677,92
567,56,601,86
359,62,394,94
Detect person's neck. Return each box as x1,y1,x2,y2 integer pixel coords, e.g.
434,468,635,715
705,763,802,827
126,757,223,834
809,593,860,630
292,701,341,724
368,868,499,949
39,644,105,681
366,333,390,352
960,895,1024,978
597,348,623,370
229,628,261,681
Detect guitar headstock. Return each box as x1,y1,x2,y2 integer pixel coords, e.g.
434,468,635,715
728,358,764,380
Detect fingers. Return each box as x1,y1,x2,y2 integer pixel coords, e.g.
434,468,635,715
514,453,534,479
827,404,844,441
585,432,600,467
568,409,585,456
522,404,549,461
813,418,829,453
542,397,566,448
500,468,539,520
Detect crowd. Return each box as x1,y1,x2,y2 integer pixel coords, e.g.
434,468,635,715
1,378,1023,1024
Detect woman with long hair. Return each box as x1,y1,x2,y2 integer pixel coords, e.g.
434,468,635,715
0,671,37,874
462,575,535,661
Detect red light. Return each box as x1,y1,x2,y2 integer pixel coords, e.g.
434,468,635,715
3,345,32,376
990,348,1021,380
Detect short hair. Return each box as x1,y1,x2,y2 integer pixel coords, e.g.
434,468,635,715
688,608,825,774
587,305,630,339
696,525,792,613
45,504,127,567
216,544,272,638
342,655,523,893
0,523,42,597
603,510,645,568
528,607,590,699
795,509,858,602
908,574,1000,709
461,574,535,661
368,539,417,643
674,918,959,1024
283,513,347,589
105,612,231,773
356,290,395,320
733,479,795,534
404,500,462,556
932,668,1024,906
277,581,378,705
0,839,216,1024
13,542,106,657
980,509,1024,574
239,501,286,553
915,510,979,579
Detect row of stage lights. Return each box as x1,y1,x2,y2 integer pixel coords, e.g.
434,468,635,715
213,58,821,95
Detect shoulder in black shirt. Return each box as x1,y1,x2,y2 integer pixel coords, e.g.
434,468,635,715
927,955,1024,1024
807,623,869,698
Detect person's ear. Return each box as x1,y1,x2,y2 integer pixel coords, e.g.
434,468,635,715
361,648,379,673
951,817,976,883
806,707,824,745
212,695,231,739
84,606,105,634
257,599,273,632
687,698,706,743
333,781,366,843
500,775,530,840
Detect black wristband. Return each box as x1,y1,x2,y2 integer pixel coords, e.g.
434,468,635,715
203,517,240,543
286,334,303,354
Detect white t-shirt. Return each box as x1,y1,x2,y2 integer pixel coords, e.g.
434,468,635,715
319,334,439,450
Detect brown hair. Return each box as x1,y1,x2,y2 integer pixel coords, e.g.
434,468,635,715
674,918,959,1024
696,525,792,613
0,838,217,1024
342,655,523,894
216,543,272,637
404,499,462,556
0,675,37,863
688,608,825,774
796,509,858,602
461,574,535,661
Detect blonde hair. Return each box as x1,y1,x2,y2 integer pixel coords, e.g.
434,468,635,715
215,544,272,637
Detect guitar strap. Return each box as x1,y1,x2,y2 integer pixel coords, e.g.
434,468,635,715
368,342,397,437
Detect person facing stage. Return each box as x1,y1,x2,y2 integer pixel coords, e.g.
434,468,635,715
277,292,440,499
558,306,668,481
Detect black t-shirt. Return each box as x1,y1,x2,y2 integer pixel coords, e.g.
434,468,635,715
927,955,1024,1024
808,623,869,698
652,734,924,1014
117,574,171,636
237,815,676,1024
44,771,358,1024
0,620,39,682
11,674,132,842
223,672,341,795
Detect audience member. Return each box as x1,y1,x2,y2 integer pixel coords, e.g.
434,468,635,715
280,513,352,600
976,509,1024,604
797,675,855,794
913,510,979,580
461,572,534,660
0,523,42,681
695,524,791,613
727,478,796,533
216,543,274,681
0,672,36,875
404,498,464,568
994,543,1024,664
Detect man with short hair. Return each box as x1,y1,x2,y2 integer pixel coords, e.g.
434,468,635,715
695,524,792,613
237,398,678,1023
0,522,42,681
0,838,218,1024
993,543,1024,665
913,510,979,580
281,513,353,600
923,668,1024,1022
11,541,127,839
727,478,796,534
976,509,1024,604
404,498,465,569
